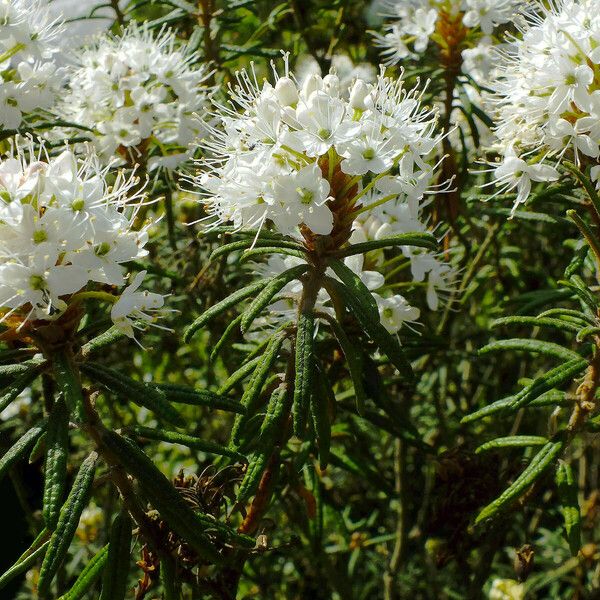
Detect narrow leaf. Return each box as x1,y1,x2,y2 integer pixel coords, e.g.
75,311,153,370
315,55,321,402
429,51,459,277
130,425,243,459
328,259,379,321
57,544,108,600
479,339,582,362
100,510,132,600
38,452,98,597
0,361,45,414
82,363,184,427
508,358,587,411
155,383,244,413
334,233,437,258
241,264,309,333
556,461,581,556
230,333,286,447
326,278,414,382
184,279,269,342
461,390,568,423
53,351,85,422
0,536,49,591
492,316,580,335
0,420,47,483
475,440,564,523
293,300,315,437
475,436,548,454
80,327,128,359
43,398,69,529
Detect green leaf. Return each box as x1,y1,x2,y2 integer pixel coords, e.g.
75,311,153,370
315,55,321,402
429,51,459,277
311,372,331,470
293,299,315,437
210,314,243,362
537,308,595,327
130,425,243,459
0,420,47,483
154,383,244,413
230,332,286,447
53,351,85,422
184,279,269,342
0,361,46,414
561,276,600,311
491,316,580,335
334,233,437,258
237,450,269,503
241,264,309,333
217,356,262,395
326,277,414,383
507,358,587,411
43,398,69,529
0,533,49,591
100,511,132,600
80,327,128,359
475,440,564,523
160,553,179,600
82,362,185,427
259,384,291,447
57,544,108,600
326,317,367,414
38,452,98,598
461,389,568,423
479,339,583,362
475,436,548,454
328,259,379,321
240,246,308,262
98,431,221,564
556,461,581,556
562,161,600,219
210,238,303,261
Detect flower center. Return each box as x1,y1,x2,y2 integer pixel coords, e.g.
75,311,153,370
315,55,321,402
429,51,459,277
29,274,46,291
362,147,376,160
297,187,314,205
33,229,47,244
71,198,85,211
94,242,111,256
317,128,331,140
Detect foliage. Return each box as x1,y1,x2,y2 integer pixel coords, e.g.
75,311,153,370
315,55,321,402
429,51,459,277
1,1,600,600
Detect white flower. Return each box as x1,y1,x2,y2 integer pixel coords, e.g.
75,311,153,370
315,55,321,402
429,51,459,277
0,140,164,334
54,23,212,169
0,1,64,130
488,578,524,600
271,163,333,235
192,57,440,240
492,147,560,211
373,0,519,66
111,271,165,339
375,294,420,333
487,0,600,205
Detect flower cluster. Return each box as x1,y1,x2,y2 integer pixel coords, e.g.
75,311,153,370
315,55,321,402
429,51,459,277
488,0,600,208
197,60,440,235
55,24,213,170
295,53,377,98
0,141,164,338
373,0,518,69
0,0,64,130
195,58,451,333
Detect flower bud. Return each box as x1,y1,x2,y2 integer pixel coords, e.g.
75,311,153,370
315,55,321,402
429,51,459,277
349,80,370,110
322,73,340,97
275,76,298,107
302,74,322,99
